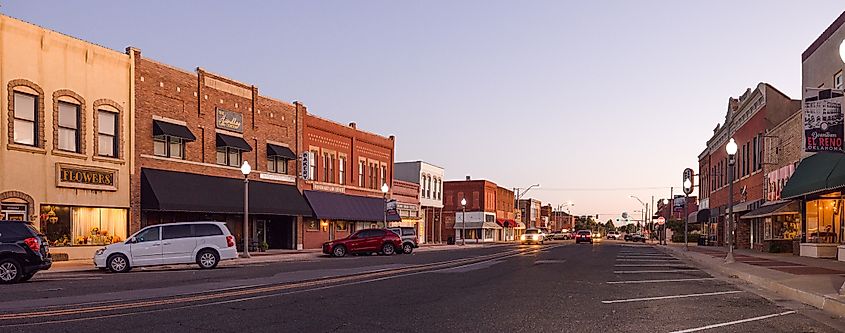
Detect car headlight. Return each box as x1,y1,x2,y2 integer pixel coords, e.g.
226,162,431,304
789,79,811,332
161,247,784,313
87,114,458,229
95,247,106,256
520,235,527,240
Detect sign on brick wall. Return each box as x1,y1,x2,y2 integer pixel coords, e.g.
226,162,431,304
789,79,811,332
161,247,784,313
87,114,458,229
215,108,243,133
803,90,843,153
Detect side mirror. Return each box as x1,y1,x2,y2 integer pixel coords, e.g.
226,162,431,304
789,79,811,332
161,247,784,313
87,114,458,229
127,237,136,244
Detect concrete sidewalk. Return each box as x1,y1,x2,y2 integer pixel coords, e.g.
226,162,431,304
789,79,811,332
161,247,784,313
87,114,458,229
42,242,511,274
664,243,845,318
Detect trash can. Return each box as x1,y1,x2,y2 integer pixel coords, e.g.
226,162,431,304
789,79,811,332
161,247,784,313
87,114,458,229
792,239,801,256
447,237,455,245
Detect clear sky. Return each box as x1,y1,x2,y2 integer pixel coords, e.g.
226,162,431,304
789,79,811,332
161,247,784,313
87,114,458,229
3,1,844,222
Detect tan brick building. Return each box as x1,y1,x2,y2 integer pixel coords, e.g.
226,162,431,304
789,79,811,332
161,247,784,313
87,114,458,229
0,15,133,260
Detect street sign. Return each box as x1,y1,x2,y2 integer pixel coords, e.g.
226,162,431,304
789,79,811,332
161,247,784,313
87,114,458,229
656,217,666,225
682,168,694,195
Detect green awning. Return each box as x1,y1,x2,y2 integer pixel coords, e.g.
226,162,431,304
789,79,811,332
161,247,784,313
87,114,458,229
782,153,845,199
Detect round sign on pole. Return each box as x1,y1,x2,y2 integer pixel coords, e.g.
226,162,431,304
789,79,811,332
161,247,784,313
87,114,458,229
656,217,666,225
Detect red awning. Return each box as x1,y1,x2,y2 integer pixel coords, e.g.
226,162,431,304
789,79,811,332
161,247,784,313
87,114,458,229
496,219,516,227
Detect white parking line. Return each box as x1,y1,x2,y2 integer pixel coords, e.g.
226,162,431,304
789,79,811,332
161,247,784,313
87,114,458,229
617,257,677,260
614,264,693,267
616,259,680,262
601,290,742,304
606,278,718,284
669,311,797,333
614,269,700,274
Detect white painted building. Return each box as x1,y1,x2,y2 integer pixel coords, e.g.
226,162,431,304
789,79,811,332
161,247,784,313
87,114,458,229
395,161,445,243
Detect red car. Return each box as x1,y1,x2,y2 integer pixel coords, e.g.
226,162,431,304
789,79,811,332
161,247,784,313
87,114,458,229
322,228,403,257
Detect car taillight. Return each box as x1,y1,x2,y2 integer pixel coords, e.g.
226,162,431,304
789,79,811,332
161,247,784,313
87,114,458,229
24,237,40,252
226,235,235,247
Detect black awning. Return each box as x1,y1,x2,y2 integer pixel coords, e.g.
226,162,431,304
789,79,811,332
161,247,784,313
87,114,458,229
141,168,312,216
267,144,296,159
304,190,401,222
782,152,845,199
740,200,799,219
216,133,252,151
153,120,196,141
688,209,711,224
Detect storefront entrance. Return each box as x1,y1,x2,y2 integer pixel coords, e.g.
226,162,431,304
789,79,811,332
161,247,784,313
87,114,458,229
264,217,295,249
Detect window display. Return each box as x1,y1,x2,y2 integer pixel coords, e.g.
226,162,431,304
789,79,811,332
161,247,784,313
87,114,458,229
40,205,127,247
805,199,841,244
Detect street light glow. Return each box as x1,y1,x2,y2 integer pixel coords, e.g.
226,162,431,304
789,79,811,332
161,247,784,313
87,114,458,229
381,183,389,193
240,161,251,176
460,197,467,206
683,178,692,189
726,138,738,156
840,39,845,63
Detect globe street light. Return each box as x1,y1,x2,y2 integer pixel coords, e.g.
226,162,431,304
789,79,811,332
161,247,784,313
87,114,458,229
460,197,467,246
683,177,693,251
725,138,738,263
381,183,389,228
241,161,252,258
840,39,845,63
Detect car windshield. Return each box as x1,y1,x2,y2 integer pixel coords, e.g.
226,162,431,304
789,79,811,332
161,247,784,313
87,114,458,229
525,230,539,234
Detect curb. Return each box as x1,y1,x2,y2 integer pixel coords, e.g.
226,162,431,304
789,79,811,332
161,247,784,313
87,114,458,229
663,246,845,318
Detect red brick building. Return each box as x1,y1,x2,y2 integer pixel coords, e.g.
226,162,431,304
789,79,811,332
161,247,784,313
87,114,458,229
495,186,521,241
299,115,397,249
129,48,312,251
390,179,421,233
697,83,800,249
442,177,502,243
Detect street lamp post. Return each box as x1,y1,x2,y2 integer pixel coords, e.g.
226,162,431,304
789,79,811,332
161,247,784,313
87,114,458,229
381,183,389,228
726,138,738,263
460,197,467,246
683,178,692,251
630,195,646,233
240,161,252,258
514,184,540,228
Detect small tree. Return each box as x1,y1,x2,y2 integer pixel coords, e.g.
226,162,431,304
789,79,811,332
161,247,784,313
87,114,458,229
605,219,616,231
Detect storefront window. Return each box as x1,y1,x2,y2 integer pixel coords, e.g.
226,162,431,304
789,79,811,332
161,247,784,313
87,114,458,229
40,205,127,247
805,199,841,244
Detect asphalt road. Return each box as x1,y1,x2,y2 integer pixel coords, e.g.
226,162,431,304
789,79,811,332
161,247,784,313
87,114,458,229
0,241,843,333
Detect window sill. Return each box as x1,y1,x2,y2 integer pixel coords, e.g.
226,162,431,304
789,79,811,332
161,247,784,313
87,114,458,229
52,150,88,160
6,144,47,155
92,156,126,165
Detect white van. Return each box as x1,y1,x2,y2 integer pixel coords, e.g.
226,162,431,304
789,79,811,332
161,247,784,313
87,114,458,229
93,222,238,272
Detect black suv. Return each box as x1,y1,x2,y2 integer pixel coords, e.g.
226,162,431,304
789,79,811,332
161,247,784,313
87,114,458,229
0,221,51,284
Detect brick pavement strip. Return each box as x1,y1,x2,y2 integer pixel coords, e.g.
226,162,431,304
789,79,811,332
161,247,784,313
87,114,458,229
664,244,845,318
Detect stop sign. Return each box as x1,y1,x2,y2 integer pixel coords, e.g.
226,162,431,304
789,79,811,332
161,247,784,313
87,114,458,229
656,217,666,225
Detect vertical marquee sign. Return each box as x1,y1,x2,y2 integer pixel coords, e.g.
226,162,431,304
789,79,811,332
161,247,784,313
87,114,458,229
803,90,844,153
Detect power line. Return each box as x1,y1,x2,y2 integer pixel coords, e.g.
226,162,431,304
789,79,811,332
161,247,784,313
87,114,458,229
533,186,672,192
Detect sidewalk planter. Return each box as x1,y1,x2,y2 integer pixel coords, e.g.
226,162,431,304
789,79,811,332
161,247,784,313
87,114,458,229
800,243,838,258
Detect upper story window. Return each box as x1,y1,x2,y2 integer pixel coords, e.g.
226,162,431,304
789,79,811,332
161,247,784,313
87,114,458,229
359,160,366,187
309,151,317,180
267,156,288,174
13,92,38,146
339,157,346,185
156,136,184,159
380,165,386,187
835,71,843,90
57,101,81,152
215,133,251,168
420,175,426,197
97,110,119,157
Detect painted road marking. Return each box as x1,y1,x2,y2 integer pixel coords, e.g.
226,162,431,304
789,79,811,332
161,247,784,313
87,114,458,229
616,259,680,262
534,259,567,264
606,278,718,284
614,264,694,268
601,290,743,304
613,269,700,274
669,311,797,333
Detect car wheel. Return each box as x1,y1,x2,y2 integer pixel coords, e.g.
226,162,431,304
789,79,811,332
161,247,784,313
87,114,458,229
0,258,22,284
402,243,414,254
196,249,220,269
107,254,131,273
381,243,396,255
332,245,347,257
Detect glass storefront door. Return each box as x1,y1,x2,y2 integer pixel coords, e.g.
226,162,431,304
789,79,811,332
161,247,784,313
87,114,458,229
1,203,27,221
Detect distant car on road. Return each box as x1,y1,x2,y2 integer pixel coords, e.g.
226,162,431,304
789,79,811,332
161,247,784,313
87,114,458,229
551,231,568,240
387,227,419,254
323,228,403,257
606,231,621,240
625,233,647,243
94,222,238,273
520,228,545,244
0,221,52,284
575,230,593,244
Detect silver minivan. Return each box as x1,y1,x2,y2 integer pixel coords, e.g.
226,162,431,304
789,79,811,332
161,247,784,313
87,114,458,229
93,222,238,272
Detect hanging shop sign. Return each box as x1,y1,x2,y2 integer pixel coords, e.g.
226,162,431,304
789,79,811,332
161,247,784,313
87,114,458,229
301,152,311,179
56,163,118,191
215,108,244,133
803,90,843,153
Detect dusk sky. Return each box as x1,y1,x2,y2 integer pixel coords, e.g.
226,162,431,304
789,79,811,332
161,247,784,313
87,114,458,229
4,1,844,222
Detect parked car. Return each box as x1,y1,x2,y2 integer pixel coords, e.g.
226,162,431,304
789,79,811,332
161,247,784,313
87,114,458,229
606,231,621,240
520,228,545,244
94,222,238,273
0,221,52,283
323,229,403,257
625,233,647,243
388,227,419,254
551,231,568,240
575,230,593,244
